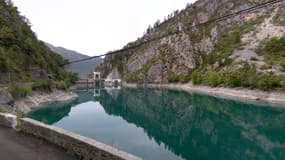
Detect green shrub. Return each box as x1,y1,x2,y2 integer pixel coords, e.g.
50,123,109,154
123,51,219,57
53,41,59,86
260,64,272,70
56,69,78,88
281,62,285,72
222,64,257,88
214,29,241,58
191,70,204,85
258,37,285,66
279,20,285,26
223,71,242,87
256,74,280,91
0,58,8,72
168,73,191,83
8,83,32,98
0,48,8,72
16,112,23,128
190,61,285,91
168,75,181,83
56,81,67,90
0,107,5,113
32,80,53,91
264,37,285,56
206,71,221,87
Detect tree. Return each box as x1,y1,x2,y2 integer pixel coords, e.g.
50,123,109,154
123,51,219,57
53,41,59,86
154,20,160,28
146,25,152,34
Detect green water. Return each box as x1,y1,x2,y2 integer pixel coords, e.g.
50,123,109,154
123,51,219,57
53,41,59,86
27,88,285,160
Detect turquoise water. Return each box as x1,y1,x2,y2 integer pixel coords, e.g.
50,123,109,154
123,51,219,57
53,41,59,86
27,88,285,160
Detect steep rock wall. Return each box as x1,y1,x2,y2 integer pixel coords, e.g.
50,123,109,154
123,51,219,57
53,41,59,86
98,0,285,86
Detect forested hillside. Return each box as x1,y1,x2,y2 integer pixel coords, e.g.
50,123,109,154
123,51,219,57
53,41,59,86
0,0,77,99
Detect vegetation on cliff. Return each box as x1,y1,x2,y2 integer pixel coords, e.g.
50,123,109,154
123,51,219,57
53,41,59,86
0,1,77,98
98,0,285,91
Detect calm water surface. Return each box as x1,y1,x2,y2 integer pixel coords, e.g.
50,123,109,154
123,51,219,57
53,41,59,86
27,88,285,160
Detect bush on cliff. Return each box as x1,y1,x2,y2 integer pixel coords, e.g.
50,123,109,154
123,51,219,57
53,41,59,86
8,83,32,98
32,80,53,92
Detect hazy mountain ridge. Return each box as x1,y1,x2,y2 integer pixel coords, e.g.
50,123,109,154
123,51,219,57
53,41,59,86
45,43,102,78
98,0,285,91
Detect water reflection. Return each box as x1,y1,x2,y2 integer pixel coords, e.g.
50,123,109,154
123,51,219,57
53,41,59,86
27,102,74,125
94,88,101,97
27,88,285,160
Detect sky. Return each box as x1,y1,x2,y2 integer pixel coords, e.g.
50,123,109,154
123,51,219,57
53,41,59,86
13,0,196,56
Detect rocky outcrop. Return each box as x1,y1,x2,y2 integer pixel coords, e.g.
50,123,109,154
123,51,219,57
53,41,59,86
106,68,121,80
0,89,78,114
97,0,285,85
14,90,78,114
0,90,14,112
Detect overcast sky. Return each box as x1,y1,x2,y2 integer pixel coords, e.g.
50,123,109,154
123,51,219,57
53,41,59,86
13,0,196,56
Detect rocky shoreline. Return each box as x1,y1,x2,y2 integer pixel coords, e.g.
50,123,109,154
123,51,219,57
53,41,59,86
123,83,285,107
0,90,78,114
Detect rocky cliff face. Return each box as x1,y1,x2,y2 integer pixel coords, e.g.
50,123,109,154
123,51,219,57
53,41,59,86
98,0,285,90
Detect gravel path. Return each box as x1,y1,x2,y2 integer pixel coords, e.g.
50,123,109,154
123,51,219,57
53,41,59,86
0,125,78,160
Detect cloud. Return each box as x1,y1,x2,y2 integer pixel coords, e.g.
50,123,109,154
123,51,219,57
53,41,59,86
13,0,196,56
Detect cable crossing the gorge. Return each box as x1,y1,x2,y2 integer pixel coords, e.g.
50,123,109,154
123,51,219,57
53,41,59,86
65,0,284,65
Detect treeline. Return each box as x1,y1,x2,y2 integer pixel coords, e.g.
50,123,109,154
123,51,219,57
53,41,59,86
143,2,194,35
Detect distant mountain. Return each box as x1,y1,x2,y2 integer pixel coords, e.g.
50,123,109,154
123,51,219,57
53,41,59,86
45,43,102,78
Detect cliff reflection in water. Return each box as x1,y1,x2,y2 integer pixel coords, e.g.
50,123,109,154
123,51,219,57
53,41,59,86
96,88,285,160
28,88,285,160
26,92,93,124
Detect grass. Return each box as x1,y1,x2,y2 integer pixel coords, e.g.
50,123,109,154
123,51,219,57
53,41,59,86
16,112,23,129
0,107,5,113
257,36,285,72
281,62,285,72
55,81,67,90
260,64,272,70
278,20,285,26
8,83,32,98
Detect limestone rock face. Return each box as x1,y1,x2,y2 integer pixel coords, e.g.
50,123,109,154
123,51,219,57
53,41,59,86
14,90,78,114
97,0,285,83
106,68,121,80
0,91,14,112
0,91,13,105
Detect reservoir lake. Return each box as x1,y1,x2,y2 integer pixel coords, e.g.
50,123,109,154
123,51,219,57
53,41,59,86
27,88,285,160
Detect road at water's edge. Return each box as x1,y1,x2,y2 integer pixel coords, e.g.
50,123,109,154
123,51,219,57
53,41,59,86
0,125,77,160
